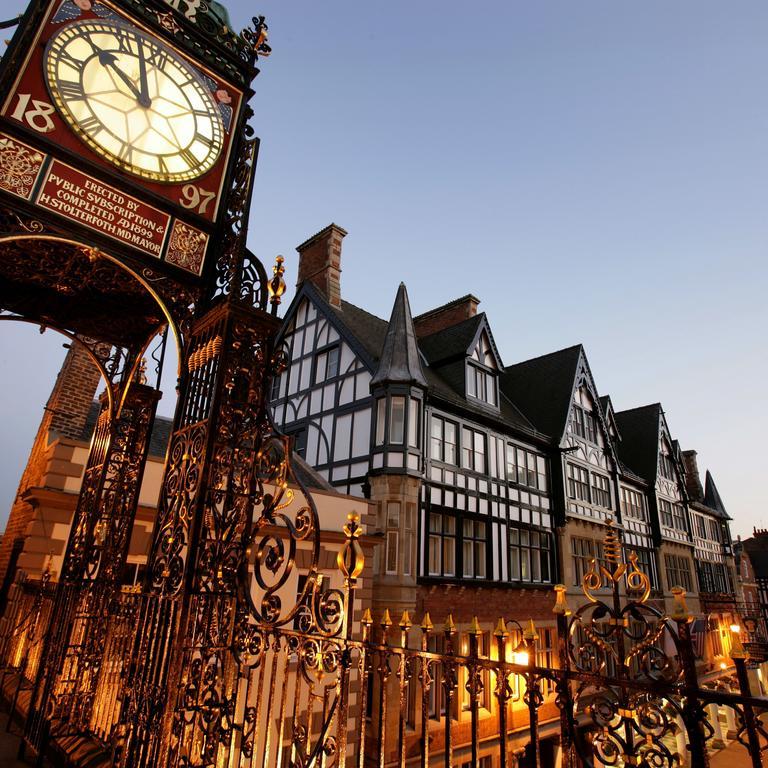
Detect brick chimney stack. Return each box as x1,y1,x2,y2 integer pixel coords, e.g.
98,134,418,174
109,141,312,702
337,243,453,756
413,295,481,337
681,449,704,503
0,342,103,592
296,224,347,308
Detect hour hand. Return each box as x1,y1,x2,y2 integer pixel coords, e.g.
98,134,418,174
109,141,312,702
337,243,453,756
96,50,145,105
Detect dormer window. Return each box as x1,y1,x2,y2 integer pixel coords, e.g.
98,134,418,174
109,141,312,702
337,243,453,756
659,451,675,481
466,331,498,407
571,405,596,443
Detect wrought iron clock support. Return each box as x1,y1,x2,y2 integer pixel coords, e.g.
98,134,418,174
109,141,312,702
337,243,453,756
23,366,161,760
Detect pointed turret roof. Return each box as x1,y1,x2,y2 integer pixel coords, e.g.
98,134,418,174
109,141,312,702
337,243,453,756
371,283,427,388
704,470,730,520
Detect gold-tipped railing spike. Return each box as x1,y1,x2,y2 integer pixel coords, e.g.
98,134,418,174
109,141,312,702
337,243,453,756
444,614,456,634
730,624,748,660
469,615,482,636
381,609,393,629
361,608,373,627
552,584,571,616
669,587,691,622
494,617,509,639
523,619,539,642
420,612,433,633
399,611,412,631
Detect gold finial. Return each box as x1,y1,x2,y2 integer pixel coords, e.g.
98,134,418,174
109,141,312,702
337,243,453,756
420,612,433,632
399,611,412,631
444,614,456,633
268,255,286,312
468,616,482,636
552,584,571,616
381,609,393,628
361,608,373,627
494,617,509,638
670,587,691,622
730,625,748,660
603,518,622,565
523,619,539,642
337,513,364,582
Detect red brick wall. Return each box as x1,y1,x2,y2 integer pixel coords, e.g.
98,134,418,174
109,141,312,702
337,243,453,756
417,583,556,625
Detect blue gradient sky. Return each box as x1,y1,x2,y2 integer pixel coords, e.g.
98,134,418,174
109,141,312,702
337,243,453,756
1,1,766,538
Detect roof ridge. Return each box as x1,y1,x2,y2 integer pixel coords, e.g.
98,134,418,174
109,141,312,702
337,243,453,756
504,343,583,370
413,293,481,321
614,403,662,416
418,312,483,341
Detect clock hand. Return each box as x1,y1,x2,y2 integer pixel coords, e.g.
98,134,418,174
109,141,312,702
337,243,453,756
96,49,144,104
136,42,152,109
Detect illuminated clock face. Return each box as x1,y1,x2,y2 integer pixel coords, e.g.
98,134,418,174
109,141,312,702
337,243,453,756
45,19,224,183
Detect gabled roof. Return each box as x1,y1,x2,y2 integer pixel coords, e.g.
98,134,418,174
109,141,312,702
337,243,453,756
613,404,662,484
284,284,542,439
371,283,427,388
704,470,730,520
500,345,583,440
418,314,485,366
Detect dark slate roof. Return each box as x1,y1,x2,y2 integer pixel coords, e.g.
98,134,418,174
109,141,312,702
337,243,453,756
371,283,427,388
419,315,484,366
331,299,389,366
500,345,582,440
613,404,661,484
310,285,542,440
741,535,768,580
703,470,730,520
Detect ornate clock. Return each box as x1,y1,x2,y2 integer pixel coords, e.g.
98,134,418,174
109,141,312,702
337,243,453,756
45,19,225,184
0,0,252,278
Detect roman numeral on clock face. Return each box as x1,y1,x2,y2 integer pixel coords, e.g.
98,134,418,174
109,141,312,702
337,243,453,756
179,147,199,168
56,80,84,102
78,114,102,134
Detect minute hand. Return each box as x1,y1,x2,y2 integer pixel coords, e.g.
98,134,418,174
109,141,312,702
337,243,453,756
136,43,152,108
97,50,144,104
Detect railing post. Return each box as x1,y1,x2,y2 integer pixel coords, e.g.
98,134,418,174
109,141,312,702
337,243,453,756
731,627,763,768
467,616,482,768
419,614,433,768
524,619,541,768
443,615,457,768
494,618,511,768
553,586,575,768
673,588,710,768
397,611,412,768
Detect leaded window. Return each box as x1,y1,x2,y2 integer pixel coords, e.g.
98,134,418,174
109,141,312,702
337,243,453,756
571,537,604,586
509,527,551,583
314,344,339,383
506,444,548,491
664,553,693,592
621,487,646,521
567,464,590,502
462,519,487,579
428,512,456,577
591,473,611,509
461,427,486,474
571,405,597,443
430,415,457,465
385,502,400,574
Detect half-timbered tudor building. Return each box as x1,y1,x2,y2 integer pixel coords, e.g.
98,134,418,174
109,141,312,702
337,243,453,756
612,404,699,614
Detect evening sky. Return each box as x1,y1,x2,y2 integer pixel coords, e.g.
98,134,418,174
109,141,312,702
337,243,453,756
0,0,766,539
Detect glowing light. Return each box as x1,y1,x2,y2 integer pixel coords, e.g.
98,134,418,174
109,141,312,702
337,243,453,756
720,662,727,670
730,624,741,633
512,649,529,666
